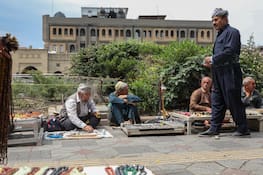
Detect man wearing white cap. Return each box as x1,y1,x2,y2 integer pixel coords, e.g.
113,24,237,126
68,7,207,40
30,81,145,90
108,81,142,126
59,83,100,132
201,8,249,137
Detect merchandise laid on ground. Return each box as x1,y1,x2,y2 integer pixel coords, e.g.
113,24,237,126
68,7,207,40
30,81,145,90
121,117,185,136
44,129,113,140
0,165,154,175
170,109,263,134
8,112,45,146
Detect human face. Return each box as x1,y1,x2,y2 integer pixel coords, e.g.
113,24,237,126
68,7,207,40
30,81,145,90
119,86,129,95
79,91,91,102
201,78,212,92
212,16,227,31
246,80,256,93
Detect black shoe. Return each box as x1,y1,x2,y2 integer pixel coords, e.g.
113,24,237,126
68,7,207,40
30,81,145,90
199,129,219,137
232,131,250,137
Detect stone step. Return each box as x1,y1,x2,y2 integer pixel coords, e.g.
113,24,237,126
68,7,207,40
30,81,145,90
99,118,110,126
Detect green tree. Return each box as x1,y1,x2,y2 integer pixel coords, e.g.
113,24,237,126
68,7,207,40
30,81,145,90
240,35,263,91
71,41,143,79
70,46,101,76
160,41,212,110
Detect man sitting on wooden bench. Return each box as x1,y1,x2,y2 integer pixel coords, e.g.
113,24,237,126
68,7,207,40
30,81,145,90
189,76,212,113
241,77,262,109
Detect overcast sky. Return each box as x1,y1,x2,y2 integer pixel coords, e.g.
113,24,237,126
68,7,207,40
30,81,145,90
0,0,262,48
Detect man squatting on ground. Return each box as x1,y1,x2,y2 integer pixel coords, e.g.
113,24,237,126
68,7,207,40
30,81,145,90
201,8,250,137
60,83,100,132
108,81,141,126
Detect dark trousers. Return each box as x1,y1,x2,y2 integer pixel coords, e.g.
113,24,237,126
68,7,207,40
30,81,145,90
210,64,248,132
61,113,100,131
110,103,141,125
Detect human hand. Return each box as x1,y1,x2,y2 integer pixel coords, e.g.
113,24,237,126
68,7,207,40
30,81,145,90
118,95,127,99
93,112,101,118
206,107,212,113
83,125,94,132
203,56,212,68
245,91,251,97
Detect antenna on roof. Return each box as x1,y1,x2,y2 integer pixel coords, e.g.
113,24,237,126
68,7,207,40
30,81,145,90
156,5,159,15
51,0,54,15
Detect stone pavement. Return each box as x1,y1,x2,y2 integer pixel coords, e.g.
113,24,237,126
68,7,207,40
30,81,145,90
5,126,263,175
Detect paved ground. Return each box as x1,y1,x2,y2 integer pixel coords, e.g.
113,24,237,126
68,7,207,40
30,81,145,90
5,125,263,175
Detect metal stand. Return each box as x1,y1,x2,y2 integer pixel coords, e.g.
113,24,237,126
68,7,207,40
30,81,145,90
8,118,43,146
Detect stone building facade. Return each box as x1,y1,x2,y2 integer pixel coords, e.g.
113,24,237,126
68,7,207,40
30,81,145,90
12,7,216,74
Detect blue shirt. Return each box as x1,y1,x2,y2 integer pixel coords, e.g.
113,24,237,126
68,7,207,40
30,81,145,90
212,24,241,65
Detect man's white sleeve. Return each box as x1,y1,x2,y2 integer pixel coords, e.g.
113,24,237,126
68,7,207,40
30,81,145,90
65,99,86,128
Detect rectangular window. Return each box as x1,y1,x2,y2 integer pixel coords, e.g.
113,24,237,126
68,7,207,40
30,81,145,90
53,28,56,35
120,30,124,37
115,30,119,37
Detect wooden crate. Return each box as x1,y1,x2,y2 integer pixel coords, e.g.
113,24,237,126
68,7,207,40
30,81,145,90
121,120,185,136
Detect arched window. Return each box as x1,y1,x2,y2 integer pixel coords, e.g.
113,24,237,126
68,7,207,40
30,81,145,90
90,29,96,36
80,42,85,48
160,30,164,37
64,28,68,35
143,30,147,38
102,29,106,37
22,66,38,74
201,31,204,38
58,28,62,35
135,29,140,38
155,30,159,38
165,30,169,37
148,31,152,38
180,30,185,38
190,30,195,38
171,30,174,37
115,30,119,37
108,29,112,37
207,31,210,38
53,28,57,35
70,28,73,35
80,28,85,36
70,45,75,52
120,30,124,37
126,29,131,37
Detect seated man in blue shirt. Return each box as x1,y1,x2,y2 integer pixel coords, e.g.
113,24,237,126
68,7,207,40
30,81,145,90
241,77,262,108
108,81,142,126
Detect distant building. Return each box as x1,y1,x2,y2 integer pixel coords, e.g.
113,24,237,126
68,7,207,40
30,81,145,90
43,7,215,53
12,7,216,74
258,46,263,56
11,48,72,74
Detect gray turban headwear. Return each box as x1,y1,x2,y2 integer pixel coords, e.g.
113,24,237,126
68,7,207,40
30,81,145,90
212,8,228,17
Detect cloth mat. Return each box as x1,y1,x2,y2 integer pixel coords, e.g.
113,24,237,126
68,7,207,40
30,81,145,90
0,165,154,175
44,129,113,140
